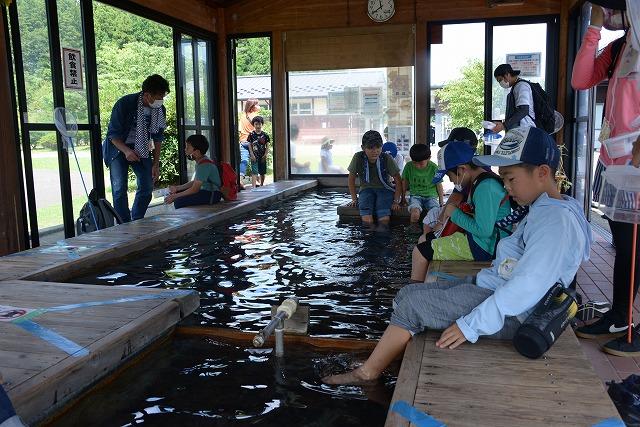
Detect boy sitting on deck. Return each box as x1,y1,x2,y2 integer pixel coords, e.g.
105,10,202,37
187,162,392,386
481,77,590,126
411,140,511,282
165,134,222,209
347,130,403,225
401,143,443,223
323,127,592,385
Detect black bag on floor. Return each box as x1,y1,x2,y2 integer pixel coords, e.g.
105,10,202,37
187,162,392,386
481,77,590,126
76,189,123,235
608,374,640,426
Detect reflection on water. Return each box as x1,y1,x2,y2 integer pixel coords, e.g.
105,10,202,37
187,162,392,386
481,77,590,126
72,189,418,339
51,336,393,427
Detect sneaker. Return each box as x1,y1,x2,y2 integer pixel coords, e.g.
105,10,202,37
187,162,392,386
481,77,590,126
604,329,640,357
576,301,612,322
575,313,630,339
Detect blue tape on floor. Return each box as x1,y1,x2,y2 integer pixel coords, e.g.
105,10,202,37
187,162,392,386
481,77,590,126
391,401,447,427
45,290,193,312
428,272,460,282
592,418,626,427
13,320,89,357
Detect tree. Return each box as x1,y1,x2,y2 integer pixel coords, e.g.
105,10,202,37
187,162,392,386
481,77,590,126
435,59,484,131
235,37,271,76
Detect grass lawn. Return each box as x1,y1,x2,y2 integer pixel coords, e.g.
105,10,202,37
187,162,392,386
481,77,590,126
30,147,93,171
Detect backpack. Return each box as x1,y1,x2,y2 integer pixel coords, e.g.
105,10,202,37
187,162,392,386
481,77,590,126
198,158,238,201
511,79,563,134
217,161,238,201
76,189,123,235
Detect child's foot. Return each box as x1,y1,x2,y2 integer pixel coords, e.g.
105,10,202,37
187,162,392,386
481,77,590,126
322,366,379,385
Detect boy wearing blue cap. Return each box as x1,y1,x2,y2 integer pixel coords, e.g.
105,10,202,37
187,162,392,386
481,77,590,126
411,140,511,282
347,130,403,225
323,126,592,385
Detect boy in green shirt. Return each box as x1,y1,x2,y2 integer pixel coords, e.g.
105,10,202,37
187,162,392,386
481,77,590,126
165,134,222,208
401,143,443,223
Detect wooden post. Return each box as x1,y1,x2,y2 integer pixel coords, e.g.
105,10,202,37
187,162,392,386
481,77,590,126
0,9,26,255
415,23,427,147
271,30,288,181
215,7,231,162
556,0,570,146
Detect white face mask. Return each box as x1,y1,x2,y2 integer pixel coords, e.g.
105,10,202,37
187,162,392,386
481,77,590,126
499,80,510,89
454,170,466,192
149,99,164,109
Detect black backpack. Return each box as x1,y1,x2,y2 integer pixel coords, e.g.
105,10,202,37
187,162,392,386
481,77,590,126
76,189,123,235
511,79,561,134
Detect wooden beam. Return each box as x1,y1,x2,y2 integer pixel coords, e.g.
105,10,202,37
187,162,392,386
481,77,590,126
128,0,217,32
0,10,26,255
225,0,561,34
215,7,231,162
415,23,427,147
271,31,287,181
556,0,570,146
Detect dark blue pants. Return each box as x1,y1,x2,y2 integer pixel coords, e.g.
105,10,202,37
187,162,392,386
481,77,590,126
174,190,222,209
109,153,153,222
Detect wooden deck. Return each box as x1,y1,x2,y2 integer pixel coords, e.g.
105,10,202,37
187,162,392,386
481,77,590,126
0,280,198,425
0,180,316,425
386,260,622,426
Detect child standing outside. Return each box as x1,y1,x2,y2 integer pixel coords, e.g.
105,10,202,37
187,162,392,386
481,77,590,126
401,144,443,223
347,130,403,225
323,126,592,385
411,140,511,282
165,134,222,208
247,116,269,188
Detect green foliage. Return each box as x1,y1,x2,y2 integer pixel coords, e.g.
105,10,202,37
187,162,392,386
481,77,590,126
235,37,271,76
435,59,485,131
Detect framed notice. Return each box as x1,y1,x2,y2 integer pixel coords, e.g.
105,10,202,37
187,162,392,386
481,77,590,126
506,52,541,78
388,125,412,155
62,47,83,90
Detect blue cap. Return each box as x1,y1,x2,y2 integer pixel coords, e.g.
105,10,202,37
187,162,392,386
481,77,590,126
382,142,398,158
473,127,560,169
432,140,476,183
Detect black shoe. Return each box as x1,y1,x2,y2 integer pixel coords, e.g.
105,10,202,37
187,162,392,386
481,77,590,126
575,313,630,339
604,330,640,357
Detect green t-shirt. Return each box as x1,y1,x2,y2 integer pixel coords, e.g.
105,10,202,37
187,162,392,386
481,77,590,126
347,152,400,190
194,158,221,192
402,161,439,198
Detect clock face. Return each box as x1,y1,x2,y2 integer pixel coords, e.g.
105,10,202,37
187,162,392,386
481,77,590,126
367,0,395,23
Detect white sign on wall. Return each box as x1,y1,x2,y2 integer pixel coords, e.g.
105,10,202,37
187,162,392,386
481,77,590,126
506,52,542,77
62,47,83,90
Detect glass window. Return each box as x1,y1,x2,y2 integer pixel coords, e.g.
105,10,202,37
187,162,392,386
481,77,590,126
17,0,54,123
288,67,414,175
430,23,485,146
29,131,63,231
57,0,89,123
491,23,548,121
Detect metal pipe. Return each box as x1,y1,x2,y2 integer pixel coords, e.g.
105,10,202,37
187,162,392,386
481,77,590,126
274,319,284,357
252,298,299,349
253,311,288,348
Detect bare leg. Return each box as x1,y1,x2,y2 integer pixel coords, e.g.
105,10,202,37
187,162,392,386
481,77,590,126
251,174,257,188
260,174,265,186
378,215,390,224
411,246,430,282
323,325,412,385
410,208,420,223
362,215,375,225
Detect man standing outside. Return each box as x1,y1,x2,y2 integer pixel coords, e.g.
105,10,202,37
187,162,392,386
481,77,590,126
102,74,169,222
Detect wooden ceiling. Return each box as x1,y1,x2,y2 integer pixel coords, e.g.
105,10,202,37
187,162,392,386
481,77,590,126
207,0,241,7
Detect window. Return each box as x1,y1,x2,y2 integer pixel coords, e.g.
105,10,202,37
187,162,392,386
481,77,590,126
288,67,414,175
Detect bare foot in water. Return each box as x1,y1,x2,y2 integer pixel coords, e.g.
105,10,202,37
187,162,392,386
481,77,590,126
322,366,379,385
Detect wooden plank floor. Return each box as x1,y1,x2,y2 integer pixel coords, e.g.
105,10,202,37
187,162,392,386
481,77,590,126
386,260,622,426
0,280,198,425
0,180,316,282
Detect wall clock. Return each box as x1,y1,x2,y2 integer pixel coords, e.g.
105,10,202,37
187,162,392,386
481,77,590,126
367,0,395,23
